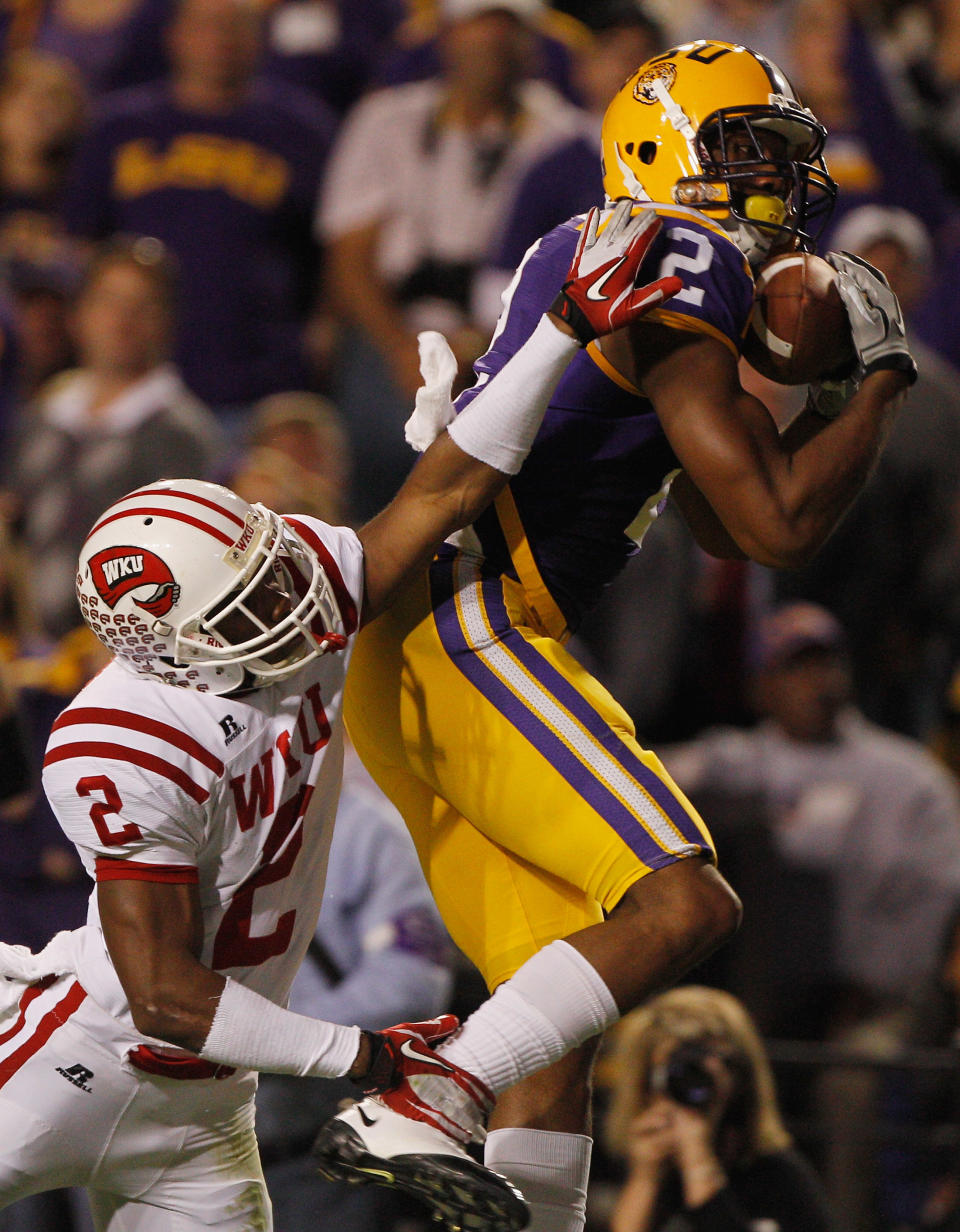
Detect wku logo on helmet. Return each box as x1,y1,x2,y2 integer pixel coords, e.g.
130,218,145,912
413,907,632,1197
88,546,181,617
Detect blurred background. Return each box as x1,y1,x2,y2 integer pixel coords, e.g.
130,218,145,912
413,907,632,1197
2,2,960,1230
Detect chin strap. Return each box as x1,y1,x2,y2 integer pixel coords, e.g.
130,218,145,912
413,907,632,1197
651,78,698,146
720,215,775,268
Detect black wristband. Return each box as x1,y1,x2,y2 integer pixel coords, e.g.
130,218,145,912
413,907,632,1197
359,1031,398,1093
863,352,918,384
549,290,593,346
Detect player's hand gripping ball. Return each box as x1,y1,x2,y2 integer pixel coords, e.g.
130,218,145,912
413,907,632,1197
742,252,855,385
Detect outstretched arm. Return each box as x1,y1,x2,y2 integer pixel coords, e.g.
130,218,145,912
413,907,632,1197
99,875,377,1078
358,203,682,620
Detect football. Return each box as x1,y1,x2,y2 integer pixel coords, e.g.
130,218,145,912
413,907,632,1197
742,252,855,385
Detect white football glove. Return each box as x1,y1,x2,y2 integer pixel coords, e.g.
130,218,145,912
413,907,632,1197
826,250,918,384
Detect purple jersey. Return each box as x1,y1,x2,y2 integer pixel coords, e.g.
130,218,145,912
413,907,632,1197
457,209,754,634
32,0,169,96
62,80,335,407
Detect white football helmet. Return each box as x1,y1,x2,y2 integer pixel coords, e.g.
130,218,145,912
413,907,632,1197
77,479,348,694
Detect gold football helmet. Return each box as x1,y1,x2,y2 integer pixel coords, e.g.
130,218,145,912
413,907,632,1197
601,41,836,263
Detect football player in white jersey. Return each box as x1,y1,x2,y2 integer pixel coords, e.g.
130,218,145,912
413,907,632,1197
0,205,679,1232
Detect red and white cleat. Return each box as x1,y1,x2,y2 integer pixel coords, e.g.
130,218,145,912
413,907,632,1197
312,1017,528,1231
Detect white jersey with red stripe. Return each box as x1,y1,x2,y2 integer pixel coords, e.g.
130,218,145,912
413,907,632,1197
41,515,365,1035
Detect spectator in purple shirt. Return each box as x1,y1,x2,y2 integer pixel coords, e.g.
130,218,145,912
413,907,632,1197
30,0,170,100
260,0,406,119
61,0,337,416
0,49,87,226
789,5,956,246
376,0,587,105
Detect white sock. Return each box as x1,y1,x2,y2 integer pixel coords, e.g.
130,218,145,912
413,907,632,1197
486,1128,591,1232
436,940,619,1095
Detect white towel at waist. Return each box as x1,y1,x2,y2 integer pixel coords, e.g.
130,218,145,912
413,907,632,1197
0,930,79,1026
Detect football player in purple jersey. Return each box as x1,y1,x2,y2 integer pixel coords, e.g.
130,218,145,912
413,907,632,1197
338,40,918,1232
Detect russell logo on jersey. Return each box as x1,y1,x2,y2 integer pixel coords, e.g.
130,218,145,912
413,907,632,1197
88,546,182,618
218,715,247,745
56,1062,94,1093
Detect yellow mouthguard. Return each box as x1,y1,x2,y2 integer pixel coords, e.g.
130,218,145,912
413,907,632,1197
744,194,787,226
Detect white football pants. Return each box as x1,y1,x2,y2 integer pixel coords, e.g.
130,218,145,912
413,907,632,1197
0,975,269,1231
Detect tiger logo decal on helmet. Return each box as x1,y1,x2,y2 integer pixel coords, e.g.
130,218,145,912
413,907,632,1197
633,62,677,105
601,40,837,264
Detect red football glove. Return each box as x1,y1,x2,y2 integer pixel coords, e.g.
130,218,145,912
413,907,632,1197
550,200,681,345
360,1014,461,1094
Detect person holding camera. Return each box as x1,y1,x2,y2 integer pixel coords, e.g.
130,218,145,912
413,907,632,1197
603,986,838,1232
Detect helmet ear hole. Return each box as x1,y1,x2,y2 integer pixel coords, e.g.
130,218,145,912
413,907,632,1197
639,141,657,165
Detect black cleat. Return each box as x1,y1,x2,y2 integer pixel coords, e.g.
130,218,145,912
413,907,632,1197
312,1099,529,1231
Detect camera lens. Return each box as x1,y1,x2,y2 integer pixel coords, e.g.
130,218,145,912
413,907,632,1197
663,1041,717,1108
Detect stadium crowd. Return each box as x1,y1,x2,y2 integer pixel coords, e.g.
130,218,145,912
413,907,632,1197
2,1,960,1231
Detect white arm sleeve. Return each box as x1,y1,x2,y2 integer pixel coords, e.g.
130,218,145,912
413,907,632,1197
447,316,579,475
199,976,362,1078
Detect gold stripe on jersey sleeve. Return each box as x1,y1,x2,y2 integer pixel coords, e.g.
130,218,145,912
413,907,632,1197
651,204,740,242
584,310,740,392
651,309,741,358
584,340,640,393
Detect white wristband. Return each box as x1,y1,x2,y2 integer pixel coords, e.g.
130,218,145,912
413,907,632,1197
199,976,362,1078
447,316,579,475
